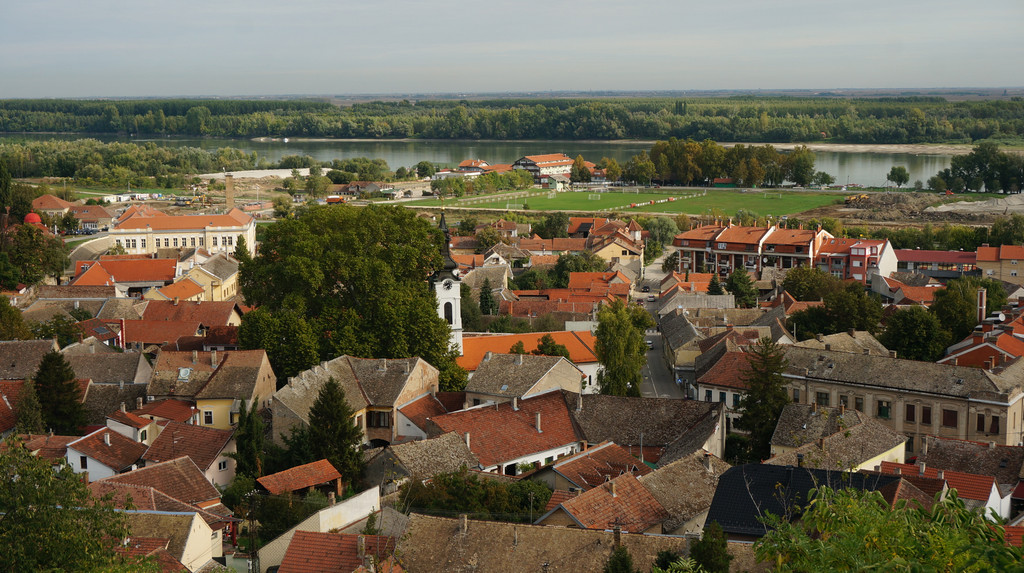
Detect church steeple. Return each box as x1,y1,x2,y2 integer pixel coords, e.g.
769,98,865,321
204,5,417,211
434,211,463,355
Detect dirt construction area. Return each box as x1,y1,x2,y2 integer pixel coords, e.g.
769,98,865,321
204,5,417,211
801,192,1024,225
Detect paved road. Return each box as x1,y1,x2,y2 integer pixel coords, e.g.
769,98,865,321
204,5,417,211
638,248,684,399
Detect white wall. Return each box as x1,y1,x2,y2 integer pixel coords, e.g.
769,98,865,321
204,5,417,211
65,447,117,482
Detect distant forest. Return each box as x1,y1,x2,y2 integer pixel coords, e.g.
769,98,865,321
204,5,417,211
1,96,1023,144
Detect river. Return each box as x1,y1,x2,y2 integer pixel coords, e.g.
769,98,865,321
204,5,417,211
9,135,954,187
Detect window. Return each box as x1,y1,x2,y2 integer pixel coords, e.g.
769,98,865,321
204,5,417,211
942,409,958,428
906,436,914,453
1013,271,1019,278
212,236,218,247
141,238,146,248
173,238,179,247
203,410,213,425
140,429,147,442
793,389,800,402
444,302,453,325
199,237,205,246
164,238,170,247
853,260,862,267
218,460,228,471
705,390,712,402
905,404,916,423
472,399,481,406
368,411,391,428
978,413,986,432
621,250,628,256
922,406,932,425
719,391,726,403
816,392,830,407
80,456,88,469
227,236,233,246
991,416,1000,434
855,397,864,412
1013,260,1018,265
876,400,891,419
733,394,740,408
545,457,554,465
717,242,727,249
191,237,196,247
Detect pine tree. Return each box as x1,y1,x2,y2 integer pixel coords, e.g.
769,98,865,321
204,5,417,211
604,546,637,573
690,521,733,573
736,338,790,461
34,351,86,435
725,268,757,308
509,340,527,354
308,377,365,485
479,278,497,315
15,378,44,434
533,334,570,359
229,400,264,478
707,274,725,296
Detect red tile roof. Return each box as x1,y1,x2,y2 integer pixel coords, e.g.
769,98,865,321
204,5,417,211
696,351,752,390
523,153,573,165
116,536,169,557
153,278,205,300
108,409,153,429
552,442,651,490
764,228,819,246
544,489,579,512
68,428,148,473
879,461,995,502
817,238,887,255
715,226,772,245
122,320,201,346
673,225,726,245
133,399,196,423
556,473,669,532
568,217,609,235
257,459,342,495
75,259,177,284
143,421,233,471
141,300,240,326
0,380,26,433
278,531,395,573
100,456,221,506
516,237,588,253
398,394,448,432
20,433,79,460
114,208,252,231
977,245,1024,262
429,390,580,468
32,194,75,211
458,331,598,371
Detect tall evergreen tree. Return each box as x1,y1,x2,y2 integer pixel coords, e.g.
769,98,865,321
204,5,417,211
690,521,733,573
229,400,264,478
707,274,725,296
533,334,570,359
15,378,44,434
604,546,638,573
34,351,86,435
308,377,365,485
725,268,757,308
479,278,498,315
595,299,654,397
736,337,789,461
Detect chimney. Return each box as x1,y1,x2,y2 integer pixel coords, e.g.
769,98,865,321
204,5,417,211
378,359,387,371
937,469,945,480
796,453,804,468
702,451,712,471
460,514,468,535
977,288,987,325
922,436,929,455
919,462,926,476
535,411,542,433
103,432,111,446
512,396,519,411
812,402,818,413
482,351,492,363
815,334,824,342
863,348,870,355
357,535,365,561
824,343,831,351
225,173,235,209
464,432,470,450
848,328,855,337
90,344,95,354
192,350,197,364
889,350,897,359
610,481,617,497
818,437,825,449
328,492,336,506
120,402,126,413
840,403,845,415
990,441,997,449
894,467,901,475
514,354,523,366
173,297,179,306
211,349,218,368
576,392,583,413
136,397,143,410
613,525,621,548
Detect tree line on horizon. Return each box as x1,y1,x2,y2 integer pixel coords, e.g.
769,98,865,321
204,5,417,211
2,96,1023,144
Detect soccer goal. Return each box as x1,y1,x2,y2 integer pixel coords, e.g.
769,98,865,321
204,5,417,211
506,202,523,210
547,192,557,199
588,193,602,200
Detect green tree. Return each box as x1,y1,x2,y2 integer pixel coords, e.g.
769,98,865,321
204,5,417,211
931,276,1007,342
595,299,654,396
5,225,68,286
689,521,732,573
308,377,365,485
604,546,638,573
15,379,44,434
533,334,570,359
229,400,264,479
509,340,527,354
304,174,330,198
234,234,252,266
879,306,950,362
460,283,484,332
476,226,503,253
624,151,656,185
399,467,552,523
812,171,836,187
238,308,319,385
786,145,816,187
0,295,31,340
707,274,725,296
552,251,607,288
755,487,1023,572
781,266,836,301
643,217,679,248
887,165,911,188
534,212,570,239
415,161,436,178
928,174,948,192
822,283,883,334
0,437,146,571
570,154,592,183
272,195,293,218
736,337,789,461
602,157,622,182
34,351,86,435
479,278,498,315
725,268,757,308
29,315,80,348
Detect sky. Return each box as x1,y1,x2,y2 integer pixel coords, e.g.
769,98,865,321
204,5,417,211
2,0,1022,98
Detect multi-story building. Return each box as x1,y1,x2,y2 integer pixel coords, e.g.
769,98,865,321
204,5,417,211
672,224,832,276
815,238,897,285
976,245,1024,285
895,249,978,281
109,208,256,257
512,153,575,181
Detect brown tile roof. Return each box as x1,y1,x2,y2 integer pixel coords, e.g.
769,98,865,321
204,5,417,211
90,481,233,527
433,391,465,413
429,390,581,468
346,357,431,407
696,350,752,391
551,441,651,491
147,350,218,398
68,203,114,222
153,278,205,300
919,436,1024,487
764,227,819,246
793,330,890,356
673,225,726,245
465,353,578,398
388,432,479,478
101,456,221,506
115,208,252,231
544,489,579,512
399,513,689,573
571,394,720,448
115,536,169,557
108,409,152,429
0,380,26,433
875,477,936,511
0,340,59,380
767,415,906,470
82,382,150,426
123,512,198,568
880,461,996,502
554,473,669,532
141,300,240,326
20,433,79,460
715,225,772,244
194,350,271,400
143,421,233,472
278,531,395,573
68,427,147,472
397,394,447,433
123,320,201,346
639,450,730,532
96,297,149,320
33,194,75,211
75,259,177,284
133,399,196,423
64,352,145,385
257,459,341,495
35,285,118,301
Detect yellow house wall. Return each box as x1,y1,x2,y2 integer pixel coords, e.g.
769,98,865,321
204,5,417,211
592,242,642,265
197,398,235,430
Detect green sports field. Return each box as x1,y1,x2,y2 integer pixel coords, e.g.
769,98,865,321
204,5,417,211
407,188,842,216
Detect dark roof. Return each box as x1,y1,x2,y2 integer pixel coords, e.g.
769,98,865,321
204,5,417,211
257,459,341,495
706,464,903,537
571,394,721,447
919,436,1024,487
0,339,58,380
659,404,726,466
551,441,651,490
143,421,233,471
465,353,575,398
660,309,704,351
101,456,221,506
193,350,271,400
67,428,147,472
83,383,150,425
64,353,146,385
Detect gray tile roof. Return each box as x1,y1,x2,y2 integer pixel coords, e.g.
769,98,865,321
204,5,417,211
65,353,146,385
767,415,906,471
347,356,430,407
571,394,721,447
83,383,150,425
124,512,197,565
61,337,118,356
20,303,73,324
389,432,479,478
35,285,117,300
96,298,149,320
660,309,703,352
793,331,890,356
466,353,571,398
193,350,270,401
639,451,730,532
784,346,1023,400
0,339,59,380
770,403,865,449
659,404,726,466
919,436,1024,487
198,254,239,281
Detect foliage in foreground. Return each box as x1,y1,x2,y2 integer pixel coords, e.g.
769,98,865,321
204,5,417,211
755,487,1024,572
400,467,552,523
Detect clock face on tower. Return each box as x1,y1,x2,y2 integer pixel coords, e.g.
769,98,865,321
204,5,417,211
443,279,454,290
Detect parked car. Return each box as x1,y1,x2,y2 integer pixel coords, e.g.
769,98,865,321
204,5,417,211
646,339,654,349
647,295,656,302
641,285,650,293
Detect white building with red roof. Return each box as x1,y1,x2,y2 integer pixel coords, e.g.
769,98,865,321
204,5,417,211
512,153,575,181
815,237,896,285
673,223,832,277
109,207,256,257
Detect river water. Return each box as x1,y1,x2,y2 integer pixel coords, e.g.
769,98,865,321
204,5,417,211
12,135,954,187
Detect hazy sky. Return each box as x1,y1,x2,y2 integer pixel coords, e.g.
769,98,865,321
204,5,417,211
2,0,1021,98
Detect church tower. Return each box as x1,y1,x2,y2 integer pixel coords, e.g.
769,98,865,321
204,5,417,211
433,212,463,355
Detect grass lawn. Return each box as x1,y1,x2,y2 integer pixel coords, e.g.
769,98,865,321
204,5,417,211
407,188,842,216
